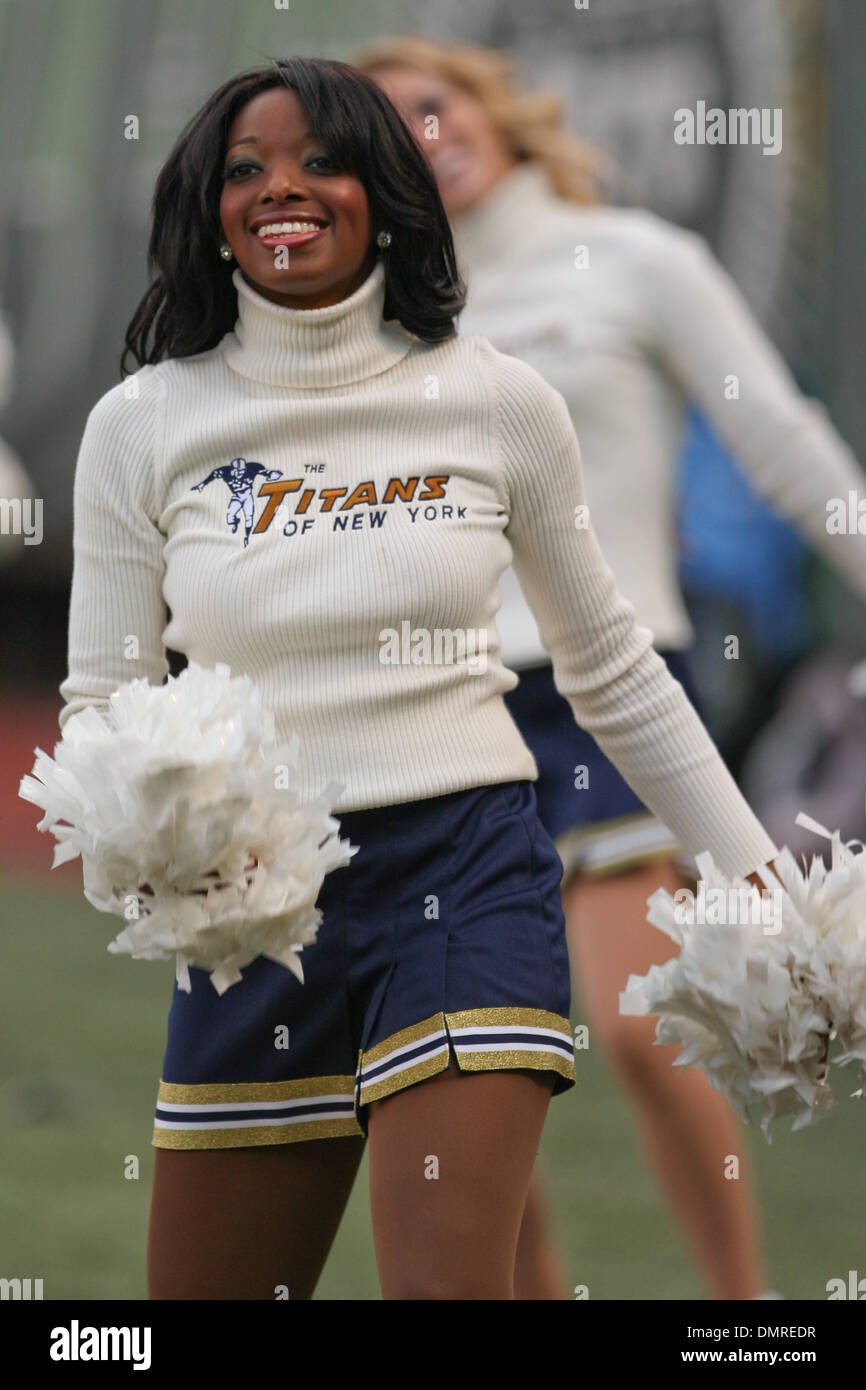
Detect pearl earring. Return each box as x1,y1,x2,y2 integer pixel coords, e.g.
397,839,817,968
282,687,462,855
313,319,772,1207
220,244,234,261
376,230,392,249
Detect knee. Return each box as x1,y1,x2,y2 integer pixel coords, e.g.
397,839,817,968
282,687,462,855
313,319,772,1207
378,1224,515,1301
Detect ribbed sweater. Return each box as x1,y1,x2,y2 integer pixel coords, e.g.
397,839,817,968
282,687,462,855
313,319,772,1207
451,162,866,665
58,258,777,877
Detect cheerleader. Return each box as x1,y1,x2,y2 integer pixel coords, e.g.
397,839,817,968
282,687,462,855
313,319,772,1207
60,56,783,1301
357,36,866,1300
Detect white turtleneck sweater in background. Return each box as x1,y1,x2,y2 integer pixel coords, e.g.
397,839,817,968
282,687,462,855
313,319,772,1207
450,162,866,668
59,258,777,877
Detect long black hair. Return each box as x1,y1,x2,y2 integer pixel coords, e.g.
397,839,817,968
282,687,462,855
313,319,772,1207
120,56,466,375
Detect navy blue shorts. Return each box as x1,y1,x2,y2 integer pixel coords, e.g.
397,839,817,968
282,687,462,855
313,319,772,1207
503,651,701,882
153,779,575,1150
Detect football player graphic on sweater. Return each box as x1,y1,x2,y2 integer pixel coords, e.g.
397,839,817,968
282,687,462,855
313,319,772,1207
192,457,283,547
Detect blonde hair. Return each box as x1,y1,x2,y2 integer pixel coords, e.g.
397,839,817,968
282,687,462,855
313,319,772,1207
353,33,608,206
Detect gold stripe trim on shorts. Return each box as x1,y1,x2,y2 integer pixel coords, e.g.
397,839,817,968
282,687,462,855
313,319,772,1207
151,1114,363,1150
359,1012,447,1068
157,1073,356,1105
357,1010,450,1104
445,1007,575,1084
357,1007,576,1106
445,1006,571,1034
448,1047,575,1083
357,1046,452,1107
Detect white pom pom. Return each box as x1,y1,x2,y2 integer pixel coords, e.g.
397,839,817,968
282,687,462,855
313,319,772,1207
619,813,866,1139
19,662,357,993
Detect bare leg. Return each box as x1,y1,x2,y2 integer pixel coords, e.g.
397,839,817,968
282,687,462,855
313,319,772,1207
368,1058,554,1299
514,1161,570,1300
147,1135,366,1300
565,859,767,1299
515,859,770,1299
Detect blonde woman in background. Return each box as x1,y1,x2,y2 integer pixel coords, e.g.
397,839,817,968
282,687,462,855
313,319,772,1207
356,35,866,1301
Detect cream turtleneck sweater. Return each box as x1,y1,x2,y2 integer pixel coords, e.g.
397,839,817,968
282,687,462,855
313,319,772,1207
451,162,866,666
58,258,777,877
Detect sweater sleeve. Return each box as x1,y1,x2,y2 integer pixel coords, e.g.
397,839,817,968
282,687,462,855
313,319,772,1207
484,342,778,878
640,217,866,600
58,369,169,731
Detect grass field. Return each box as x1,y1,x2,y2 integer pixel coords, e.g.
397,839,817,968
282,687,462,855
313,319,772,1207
0,875,860,1301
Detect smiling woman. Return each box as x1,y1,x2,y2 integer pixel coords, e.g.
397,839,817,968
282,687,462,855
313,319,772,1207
120,57,464,373
218,86,377,309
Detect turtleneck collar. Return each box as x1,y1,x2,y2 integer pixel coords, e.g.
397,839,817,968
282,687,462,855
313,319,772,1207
451,160,564,271
222,258,415,389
